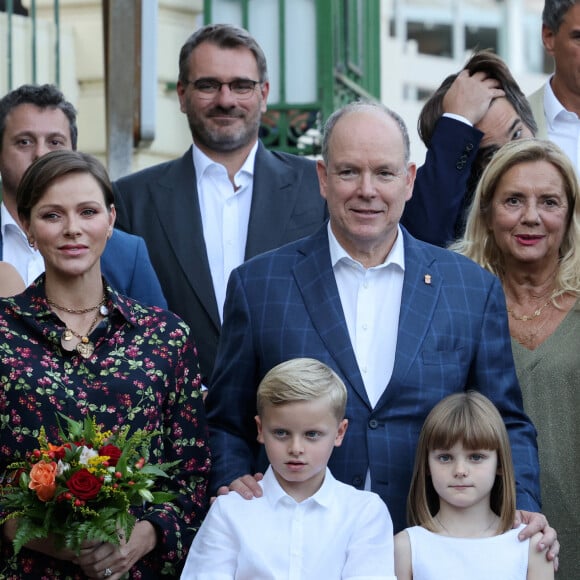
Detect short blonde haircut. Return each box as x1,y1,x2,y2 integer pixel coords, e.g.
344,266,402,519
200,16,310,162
407,392,516,534
257,358,347,421
451,139,580,299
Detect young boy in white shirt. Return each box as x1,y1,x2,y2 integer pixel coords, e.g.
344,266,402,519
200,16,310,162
181,357,396,580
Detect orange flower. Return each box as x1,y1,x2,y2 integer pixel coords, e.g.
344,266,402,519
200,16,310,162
29,461,57,502
48,443,69,460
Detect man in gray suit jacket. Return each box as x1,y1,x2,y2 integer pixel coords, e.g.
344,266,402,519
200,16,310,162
113,24,325,384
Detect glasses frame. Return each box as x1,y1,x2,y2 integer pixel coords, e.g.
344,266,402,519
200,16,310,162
186,78,262,100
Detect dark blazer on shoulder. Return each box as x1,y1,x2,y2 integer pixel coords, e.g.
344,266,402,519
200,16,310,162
402,116,483,247
113,142,326,384
0,228,167,308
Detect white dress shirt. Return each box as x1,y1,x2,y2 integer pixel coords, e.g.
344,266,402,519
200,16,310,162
182,466,396,580
194,143,257,321
543,78,580,173
1,203,45,285
328,224,405,409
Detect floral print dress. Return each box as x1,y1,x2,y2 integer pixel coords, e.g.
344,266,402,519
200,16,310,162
0,276,211,579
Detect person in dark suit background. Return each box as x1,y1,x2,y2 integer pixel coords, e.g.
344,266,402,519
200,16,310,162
402,51,537,248
113,24,326,385
0,84,167,308
206,101,559,561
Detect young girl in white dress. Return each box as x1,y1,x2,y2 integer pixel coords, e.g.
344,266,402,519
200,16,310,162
394,391,553,580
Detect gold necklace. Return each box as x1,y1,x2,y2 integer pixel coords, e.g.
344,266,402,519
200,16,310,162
47,294,109,358
47,295,108,316
61,308,102,359
506,297,552,322
510,313,552,348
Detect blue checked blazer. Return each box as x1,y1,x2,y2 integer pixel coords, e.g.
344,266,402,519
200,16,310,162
206,224,541,532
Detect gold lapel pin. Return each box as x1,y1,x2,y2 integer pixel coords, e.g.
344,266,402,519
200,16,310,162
424,274,432,285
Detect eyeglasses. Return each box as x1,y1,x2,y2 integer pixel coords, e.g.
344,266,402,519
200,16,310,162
187,78,261,100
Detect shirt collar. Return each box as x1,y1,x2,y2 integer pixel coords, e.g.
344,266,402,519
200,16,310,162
327,222,405,271
544,76,573,126
1,202,26,239
192,141,258,186
263,465,337,509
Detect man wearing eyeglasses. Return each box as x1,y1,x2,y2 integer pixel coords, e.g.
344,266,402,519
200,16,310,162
113,24,325,387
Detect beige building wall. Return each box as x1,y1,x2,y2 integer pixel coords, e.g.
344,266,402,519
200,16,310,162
8,0,204,173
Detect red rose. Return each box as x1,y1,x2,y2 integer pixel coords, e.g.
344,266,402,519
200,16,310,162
66,468,103,500
99,444,122,466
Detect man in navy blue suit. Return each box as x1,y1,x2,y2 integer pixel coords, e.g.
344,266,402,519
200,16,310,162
206,101,559,558
0,84,166,307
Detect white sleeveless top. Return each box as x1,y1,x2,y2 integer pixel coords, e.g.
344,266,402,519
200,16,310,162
405,524,528,580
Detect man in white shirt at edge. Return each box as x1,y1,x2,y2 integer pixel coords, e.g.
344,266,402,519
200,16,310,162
528,0,580,171
181,358,396,580
0,84,167,307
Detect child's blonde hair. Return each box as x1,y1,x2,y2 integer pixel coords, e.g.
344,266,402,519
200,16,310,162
407,391,516,534
257,358,347,421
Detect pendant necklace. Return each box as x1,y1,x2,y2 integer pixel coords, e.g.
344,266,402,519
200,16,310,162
507,297,552,322
60,309,102,358
47,295,109,359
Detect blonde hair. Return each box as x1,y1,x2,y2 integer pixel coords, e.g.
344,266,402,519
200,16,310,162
451,139,580,300
257,358,347,421
407,392,516,534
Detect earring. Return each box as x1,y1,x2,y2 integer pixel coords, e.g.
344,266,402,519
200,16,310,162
28,238,35,248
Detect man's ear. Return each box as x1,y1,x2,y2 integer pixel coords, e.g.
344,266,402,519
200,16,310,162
316,160,328,201
542,24,556,55
404,162,417,202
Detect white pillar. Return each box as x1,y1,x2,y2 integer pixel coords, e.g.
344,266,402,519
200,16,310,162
504,0,525,74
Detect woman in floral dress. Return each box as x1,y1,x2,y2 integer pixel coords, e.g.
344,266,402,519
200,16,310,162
0,150,211,579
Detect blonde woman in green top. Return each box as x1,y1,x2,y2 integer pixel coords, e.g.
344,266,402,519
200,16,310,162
451,138,580,579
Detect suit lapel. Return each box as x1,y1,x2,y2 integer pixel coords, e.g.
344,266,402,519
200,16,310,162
245,143,300,259
293,228,371,408
150,148,220,329
382,229,441,403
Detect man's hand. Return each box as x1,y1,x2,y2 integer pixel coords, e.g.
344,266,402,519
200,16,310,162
442,70,505,125
216,473,264,500
515,510,559,571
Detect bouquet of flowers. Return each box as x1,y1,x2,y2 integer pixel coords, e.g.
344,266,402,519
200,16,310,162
0,414,178,555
